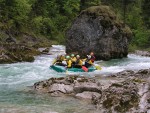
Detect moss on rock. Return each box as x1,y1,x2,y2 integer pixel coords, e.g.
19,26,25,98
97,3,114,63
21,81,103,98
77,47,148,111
81,6,132,38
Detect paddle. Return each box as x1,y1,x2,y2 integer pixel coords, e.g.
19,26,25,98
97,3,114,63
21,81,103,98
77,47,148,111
52,59,56,65
94,64,102,70
66,69,68,74
65,66,68,74
82,66,88,72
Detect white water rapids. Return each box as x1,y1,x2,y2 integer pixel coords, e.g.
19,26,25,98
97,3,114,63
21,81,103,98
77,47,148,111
0,45,150,113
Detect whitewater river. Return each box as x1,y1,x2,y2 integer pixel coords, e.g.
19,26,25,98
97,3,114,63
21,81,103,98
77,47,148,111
0,45,150,113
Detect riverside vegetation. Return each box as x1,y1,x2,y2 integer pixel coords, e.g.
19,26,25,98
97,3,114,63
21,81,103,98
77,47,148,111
0,0,150,54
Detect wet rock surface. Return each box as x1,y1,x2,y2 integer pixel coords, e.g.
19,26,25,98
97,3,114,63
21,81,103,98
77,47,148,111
135,50,150,57
34,68,150,112
66,6,132,60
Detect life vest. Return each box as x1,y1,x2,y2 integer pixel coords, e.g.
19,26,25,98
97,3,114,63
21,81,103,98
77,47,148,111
66,59,72,68
85,58,93,65
91,55,95,63
71,57,77,62
75,59,83,66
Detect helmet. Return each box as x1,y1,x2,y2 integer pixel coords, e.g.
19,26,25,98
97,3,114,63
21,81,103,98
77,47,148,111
66,55,70,59
71,54,74,57
76,55,80,58
87,55,91,59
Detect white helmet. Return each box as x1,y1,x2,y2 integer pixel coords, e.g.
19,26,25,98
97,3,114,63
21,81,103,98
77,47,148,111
87,55,91,59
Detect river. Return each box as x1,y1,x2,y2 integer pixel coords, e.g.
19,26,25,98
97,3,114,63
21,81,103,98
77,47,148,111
0,45,150,113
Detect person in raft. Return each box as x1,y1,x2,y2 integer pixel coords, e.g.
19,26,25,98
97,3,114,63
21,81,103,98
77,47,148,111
53,55,66,66
84,55,93,68
65,55,72,68
70,54,76,67
90,52,96,63
74,55,83,68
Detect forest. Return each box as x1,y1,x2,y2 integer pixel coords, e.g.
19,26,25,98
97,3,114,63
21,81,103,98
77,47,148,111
0,0,150,50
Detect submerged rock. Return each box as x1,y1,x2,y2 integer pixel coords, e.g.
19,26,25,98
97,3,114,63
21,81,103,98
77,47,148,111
66,6,132,60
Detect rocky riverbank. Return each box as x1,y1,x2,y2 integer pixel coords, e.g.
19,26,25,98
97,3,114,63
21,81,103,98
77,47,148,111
134,50,150,57
33,69,150,113
0,43,40,63
0,31,53,64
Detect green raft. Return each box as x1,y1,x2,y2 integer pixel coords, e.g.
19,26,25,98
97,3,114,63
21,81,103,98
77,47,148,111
50,65,96,72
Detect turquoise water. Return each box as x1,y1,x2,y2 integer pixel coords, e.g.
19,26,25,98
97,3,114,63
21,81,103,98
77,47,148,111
0,45,150,113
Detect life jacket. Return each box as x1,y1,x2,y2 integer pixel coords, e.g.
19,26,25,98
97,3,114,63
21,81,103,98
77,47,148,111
56,57,63,63
71,57,77,62
75,59,83,66
85,58,93,65
66,59,72,68
60,56,65,61
91,55,95,63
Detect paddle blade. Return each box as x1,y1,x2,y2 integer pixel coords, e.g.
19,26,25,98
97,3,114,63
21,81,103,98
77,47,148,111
95,65,102,70
66,70,68,74
82,66,88,72
52,59,56,65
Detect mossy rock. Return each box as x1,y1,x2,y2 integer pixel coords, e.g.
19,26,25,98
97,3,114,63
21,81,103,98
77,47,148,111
81,6,132,37
81,6,116,20
66,5,132,60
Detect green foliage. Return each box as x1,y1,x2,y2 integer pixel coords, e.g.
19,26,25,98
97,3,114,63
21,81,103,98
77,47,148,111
0,0,31,31
102,0,150,49
0,0,149,48
142,0,150,29
133,29,150,47
80,0,101,11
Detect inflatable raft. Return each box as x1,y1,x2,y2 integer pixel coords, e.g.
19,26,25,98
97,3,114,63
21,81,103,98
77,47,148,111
50,65,96,72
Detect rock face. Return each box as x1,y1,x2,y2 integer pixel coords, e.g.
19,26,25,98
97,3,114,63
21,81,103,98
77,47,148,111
33,68,150,112
66,6,132,60
0,31,52,64
0,43,40,63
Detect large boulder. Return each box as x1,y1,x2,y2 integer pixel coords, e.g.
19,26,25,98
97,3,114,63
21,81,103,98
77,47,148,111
66,6,132,60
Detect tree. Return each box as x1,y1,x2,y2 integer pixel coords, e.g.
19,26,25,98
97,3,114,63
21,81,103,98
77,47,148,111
122,0,136,26
80,0,100,11
0,0,31,33
142,0,150,29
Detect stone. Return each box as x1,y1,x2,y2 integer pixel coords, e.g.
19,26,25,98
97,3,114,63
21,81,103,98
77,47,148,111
33,69,150,112
135,50,150,57
66,6,132,60
75,91,101,100
49,83,74,94
74,82,102,93
137,69,149,75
